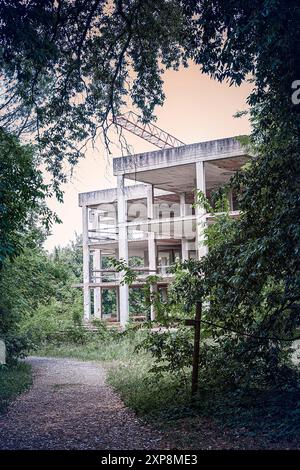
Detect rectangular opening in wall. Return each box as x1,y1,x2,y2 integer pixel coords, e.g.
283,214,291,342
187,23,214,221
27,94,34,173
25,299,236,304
102,288,118,321
129,287,150,321
231,190,240,211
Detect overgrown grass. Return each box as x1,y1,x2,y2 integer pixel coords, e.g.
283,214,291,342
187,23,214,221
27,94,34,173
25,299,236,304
36,338,135,362
33,329,145,363
0,362,32,413
107,353,191,419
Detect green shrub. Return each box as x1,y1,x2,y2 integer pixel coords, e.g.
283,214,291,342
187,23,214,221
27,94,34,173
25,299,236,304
107,335,300,442
0,362,32,413
136,326,193,382
19,295,87,348
3,333,32,364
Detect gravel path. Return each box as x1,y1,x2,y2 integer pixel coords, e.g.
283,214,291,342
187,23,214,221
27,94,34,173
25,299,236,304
0,357,164,450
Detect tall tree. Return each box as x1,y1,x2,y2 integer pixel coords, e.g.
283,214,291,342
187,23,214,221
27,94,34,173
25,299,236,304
0,129,53,267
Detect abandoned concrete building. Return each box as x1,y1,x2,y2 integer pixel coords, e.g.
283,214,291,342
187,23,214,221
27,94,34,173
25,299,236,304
79,137,250,326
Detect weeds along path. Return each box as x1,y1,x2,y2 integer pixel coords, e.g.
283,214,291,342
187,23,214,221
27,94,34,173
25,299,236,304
0,357,164,450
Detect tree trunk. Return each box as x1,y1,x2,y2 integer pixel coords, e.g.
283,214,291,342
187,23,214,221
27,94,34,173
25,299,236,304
191,300,202,396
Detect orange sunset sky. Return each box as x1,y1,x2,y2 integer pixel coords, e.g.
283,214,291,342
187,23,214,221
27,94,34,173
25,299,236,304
44,63,253,251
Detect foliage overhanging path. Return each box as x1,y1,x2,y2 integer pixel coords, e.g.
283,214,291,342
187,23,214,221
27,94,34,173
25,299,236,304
0,357,164,450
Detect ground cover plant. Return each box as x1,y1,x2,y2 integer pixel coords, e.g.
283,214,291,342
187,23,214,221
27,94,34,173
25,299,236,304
0,362,32,413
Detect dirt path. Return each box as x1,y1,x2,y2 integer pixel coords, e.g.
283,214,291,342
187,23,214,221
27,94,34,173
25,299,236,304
0,357,164,450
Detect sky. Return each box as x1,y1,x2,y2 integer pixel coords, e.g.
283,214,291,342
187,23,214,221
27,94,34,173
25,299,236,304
44,63,252,251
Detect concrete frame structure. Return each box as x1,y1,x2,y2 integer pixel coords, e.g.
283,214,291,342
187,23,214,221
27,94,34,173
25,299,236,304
78,137,250,326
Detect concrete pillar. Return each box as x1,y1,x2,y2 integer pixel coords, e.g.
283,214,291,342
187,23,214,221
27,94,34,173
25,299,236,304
117,175,129,327
93,249,102,318
116,287,120,321
0,339,6,365
147,184,157,321
180,192,189,261
82,205,91,322
147,184,154,219
195,161,208,259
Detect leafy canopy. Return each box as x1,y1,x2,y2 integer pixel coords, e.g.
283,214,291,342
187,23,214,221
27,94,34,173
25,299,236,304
0,1,299,190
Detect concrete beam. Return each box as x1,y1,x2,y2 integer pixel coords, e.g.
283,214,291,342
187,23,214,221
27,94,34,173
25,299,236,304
113,137,249,177
79,184,148,207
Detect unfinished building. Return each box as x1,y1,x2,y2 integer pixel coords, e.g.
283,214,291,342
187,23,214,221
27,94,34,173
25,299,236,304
78,137,250,326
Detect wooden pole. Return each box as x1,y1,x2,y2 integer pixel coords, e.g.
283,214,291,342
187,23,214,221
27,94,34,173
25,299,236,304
191,300,202,396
